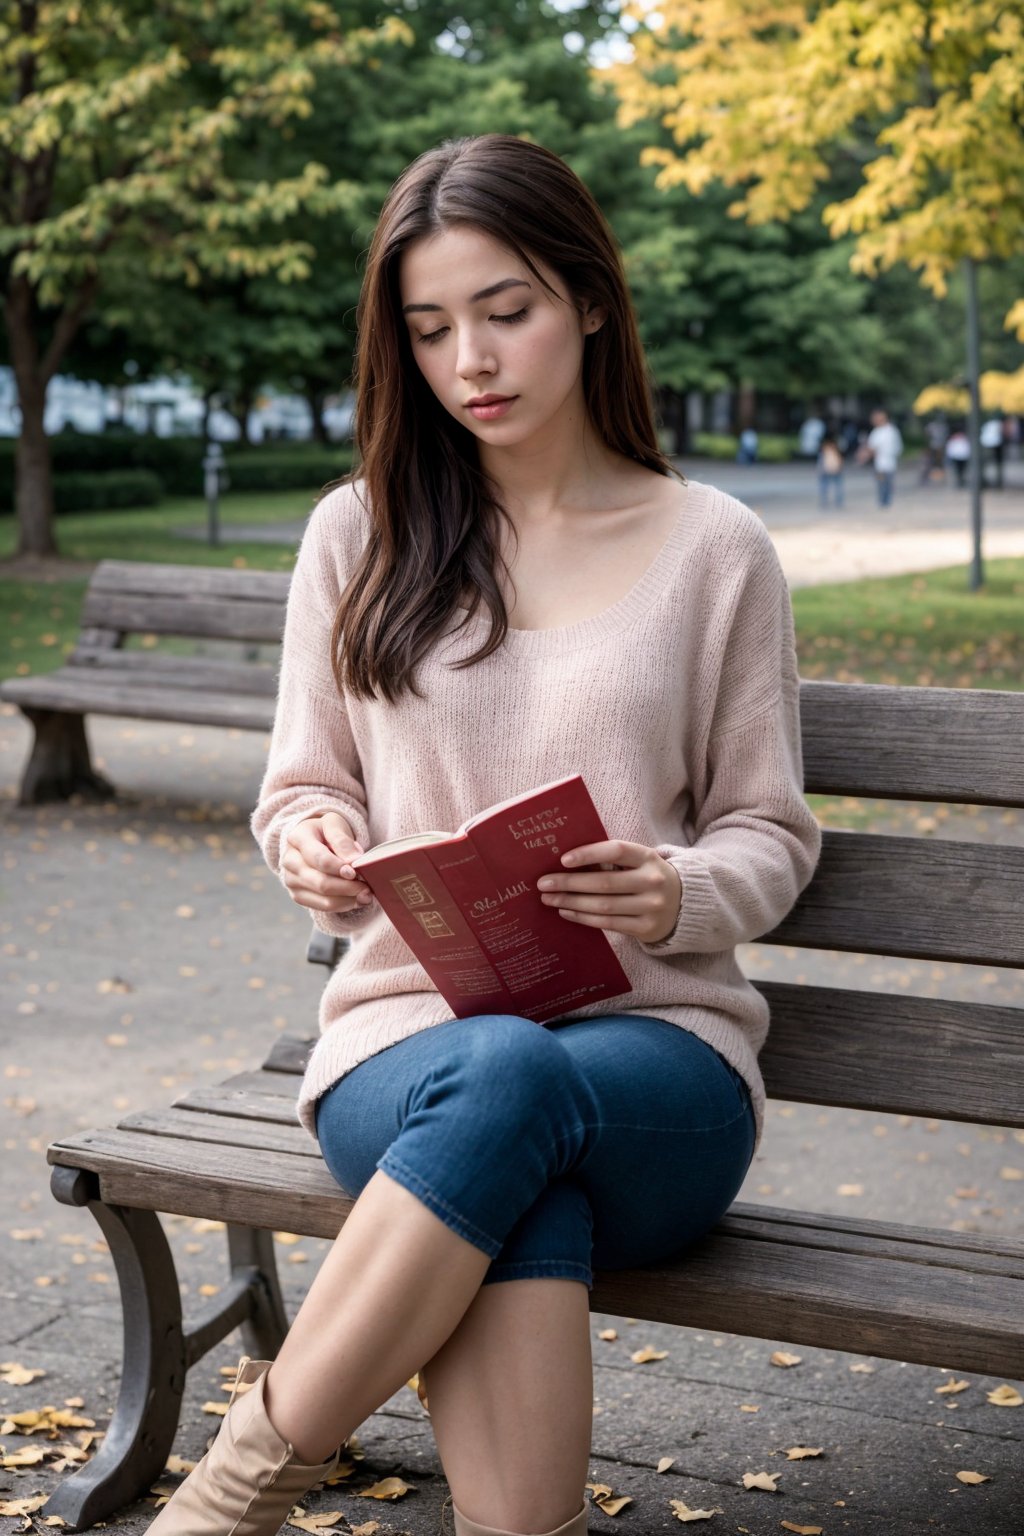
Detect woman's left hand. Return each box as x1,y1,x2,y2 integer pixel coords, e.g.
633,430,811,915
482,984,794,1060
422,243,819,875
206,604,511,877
536,840,682,945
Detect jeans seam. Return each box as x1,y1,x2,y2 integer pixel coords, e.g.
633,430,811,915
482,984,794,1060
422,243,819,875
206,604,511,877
377,1150,504,1257
575,1105,754,1137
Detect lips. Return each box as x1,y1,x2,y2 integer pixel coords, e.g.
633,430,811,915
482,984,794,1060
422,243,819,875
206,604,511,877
465,394,518,422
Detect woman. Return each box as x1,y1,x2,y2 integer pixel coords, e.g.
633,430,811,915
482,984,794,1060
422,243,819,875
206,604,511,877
150,134,821,1536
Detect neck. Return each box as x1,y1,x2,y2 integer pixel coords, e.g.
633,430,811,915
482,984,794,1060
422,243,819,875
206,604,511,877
478,397,620,526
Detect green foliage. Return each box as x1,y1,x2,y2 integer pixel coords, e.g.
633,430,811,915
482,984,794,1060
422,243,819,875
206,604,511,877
222,447,353,492
691,432,796,460
53,469,163,514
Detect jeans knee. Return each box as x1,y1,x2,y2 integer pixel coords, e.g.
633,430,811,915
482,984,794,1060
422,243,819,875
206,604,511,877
407,1015,597,1153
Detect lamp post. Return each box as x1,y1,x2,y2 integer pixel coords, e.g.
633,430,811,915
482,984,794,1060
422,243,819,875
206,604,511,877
202,443,228,547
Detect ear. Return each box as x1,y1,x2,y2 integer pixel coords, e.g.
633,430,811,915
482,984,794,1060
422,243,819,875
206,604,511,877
580,300,607,336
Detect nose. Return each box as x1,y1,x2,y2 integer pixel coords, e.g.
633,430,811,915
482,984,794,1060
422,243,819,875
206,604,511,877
455,328,497,381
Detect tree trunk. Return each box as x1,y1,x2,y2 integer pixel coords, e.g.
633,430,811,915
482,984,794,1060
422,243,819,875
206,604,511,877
4,280,56,557
228,392,253,446
13,379,57,556
306,388,328,445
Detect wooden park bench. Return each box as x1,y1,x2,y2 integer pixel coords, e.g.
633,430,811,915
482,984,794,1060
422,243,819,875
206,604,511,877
0,560,289,805
42,680,1024,1529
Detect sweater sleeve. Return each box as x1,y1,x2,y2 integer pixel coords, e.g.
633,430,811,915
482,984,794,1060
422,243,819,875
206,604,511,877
642,533,822,956
250,491,377,938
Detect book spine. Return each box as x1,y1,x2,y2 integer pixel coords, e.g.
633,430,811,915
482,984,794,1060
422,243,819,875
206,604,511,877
355,847,517,1018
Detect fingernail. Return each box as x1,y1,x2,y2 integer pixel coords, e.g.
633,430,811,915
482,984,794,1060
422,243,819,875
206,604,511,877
341,866,354,879
562,854,576,866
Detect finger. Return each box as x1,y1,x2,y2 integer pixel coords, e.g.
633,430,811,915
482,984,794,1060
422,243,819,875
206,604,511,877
557,908,647,934
540,869,648,896
559,839,649,869
545,891,650,916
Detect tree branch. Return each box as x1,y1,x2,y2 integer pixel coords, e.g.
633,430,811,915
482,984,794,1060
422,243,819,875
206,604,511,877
40,274,100,385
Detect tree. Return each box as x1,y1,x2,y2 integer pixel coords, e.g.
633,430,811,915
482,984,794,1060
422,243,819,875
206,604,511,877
0,0,406,556
608,0,1024,574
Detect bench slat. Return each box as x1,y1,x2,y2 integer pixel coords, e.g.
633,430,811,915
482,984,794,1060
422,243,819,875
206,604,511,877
589,1226,1023,1378
71,650,279,697
0,671,276,731
90,561,291,602
768,829,1024,965
121,1108,317,1156
46,1128,1024,1377
79,592,287,644
800,681,1024,807
757,982,1024,1125
173,1084,305,1125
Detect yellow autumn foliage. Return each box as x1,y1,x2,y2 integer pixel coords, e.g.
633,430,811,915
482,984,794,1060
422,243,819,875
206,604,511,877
608,1,1024,336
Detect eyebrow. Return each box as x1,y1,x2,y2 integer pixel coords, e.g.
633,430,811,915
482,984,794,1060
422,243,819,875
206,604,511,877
402,278,531,315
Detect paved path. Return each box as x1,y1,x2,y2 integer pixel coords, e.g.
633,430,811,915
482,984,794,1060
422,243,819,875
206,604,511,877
2,460,1023,1533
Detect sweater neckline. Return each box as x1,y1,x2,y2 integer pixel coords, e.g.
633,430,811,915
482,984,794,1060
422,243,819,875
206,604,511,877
452,479,705,655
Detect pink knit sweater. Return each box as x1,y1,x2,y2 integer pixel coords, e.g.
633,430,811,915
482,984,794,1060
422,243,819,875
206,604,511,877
251,478,822,1146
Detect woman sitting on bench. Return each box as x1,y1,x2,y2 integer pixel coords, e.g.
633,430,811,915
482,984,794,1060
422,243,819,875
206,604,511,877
149,133,821,1536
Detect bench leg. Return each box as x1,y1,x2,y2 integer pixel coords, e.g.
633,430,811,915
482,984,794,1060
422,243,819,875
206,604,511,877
44,1169,186,1531
227,1224,290,1360
17,709,116,805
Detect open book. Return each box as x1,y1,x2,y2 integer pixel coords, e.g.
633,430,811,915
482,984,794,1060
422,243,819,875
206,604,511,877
351,774,632,1022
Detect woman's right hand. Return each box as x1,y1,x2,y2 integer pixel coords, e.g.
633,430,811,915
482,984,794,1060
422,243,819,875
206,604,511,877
281,812,374,914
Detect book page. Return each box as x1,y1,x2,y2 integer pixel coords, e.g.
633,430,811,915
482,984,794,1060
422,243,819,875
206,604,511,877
458,774,581,834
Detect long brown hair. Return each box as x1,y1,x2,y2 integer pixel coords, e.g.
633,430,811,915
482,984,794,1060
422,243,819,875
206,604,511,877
332,133,680,702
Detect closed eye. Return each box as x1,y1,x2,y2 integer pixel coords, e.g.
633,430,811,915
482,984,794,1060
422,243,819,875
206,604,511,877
416,307,530,346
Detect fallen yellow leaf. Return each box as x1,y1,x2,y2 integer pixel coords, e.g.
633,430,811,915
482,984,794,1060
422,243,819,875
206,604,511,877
598,1328,618,1341
935,1379,970,1395
999,1167,1023,1181
785,1447,823,1460
593,1496,632,1516
955,1470,990,1484
202,1401,229,1416
837,1183,863,1196
742,1472,780,1492
739,1404,760,1413
631,1346,668,1364
770,1351,801,1368
657,1456,675,1473
354,1477,414,1500
781,1523,823,1535
987,1385,1022,1407
0,1494,49,1515
287,1512,344,1532
0,1362,46,1386
2,1445,47,1468
848,1363,874,1374
669,1500,722,1522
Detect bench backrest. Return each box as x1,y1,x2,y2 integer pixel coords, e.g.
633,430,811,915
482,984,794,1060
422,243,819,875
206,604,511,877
756,681,1024,1128
78,560,291,647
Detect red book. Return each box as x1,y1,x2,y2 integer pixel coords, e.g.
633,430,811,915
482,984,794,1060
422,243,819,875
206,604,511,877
351,774,633,1022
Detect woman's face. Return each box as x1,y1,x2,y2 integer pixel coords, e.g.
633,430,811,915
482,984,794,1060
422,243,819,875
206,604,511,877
398,224,602,449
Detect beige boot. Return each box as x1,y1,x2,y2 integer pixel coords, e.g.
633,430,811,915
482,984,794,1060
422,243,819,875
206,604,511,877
148,1356,340,1535
451,1498,589,1536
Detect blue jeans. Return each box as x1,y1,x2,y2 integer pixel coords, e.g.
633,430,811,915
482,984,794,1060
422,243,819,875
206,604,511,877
876,469,895,506
818,471,844,508
314,1013,756,1289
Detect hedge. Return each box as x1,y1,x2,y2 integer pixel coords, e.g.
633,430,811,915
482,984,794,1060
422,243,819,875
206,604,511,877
53,469,164,513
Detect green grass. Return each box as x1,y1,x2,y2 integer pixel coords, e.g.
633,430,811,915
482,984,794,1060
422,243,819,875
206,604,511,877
791,559,1024,690
0,489,313,567
2,498,1023,690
